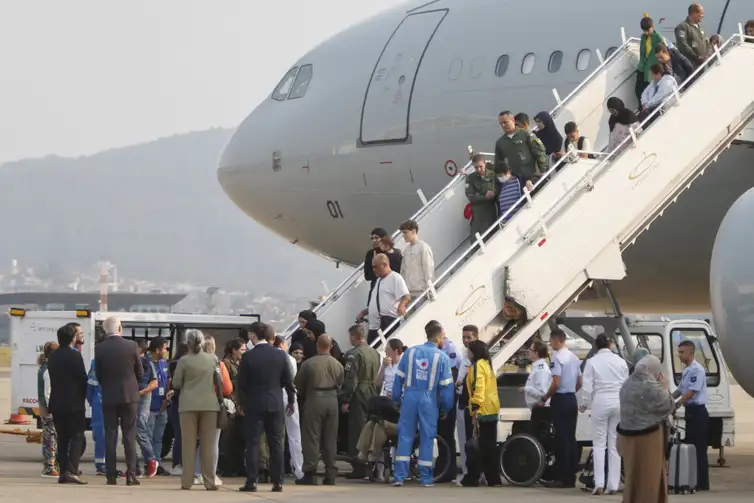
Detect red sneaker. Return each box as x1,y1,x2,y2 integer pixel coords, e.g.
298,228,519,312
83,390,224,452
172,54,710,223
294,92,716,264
146,460,158,478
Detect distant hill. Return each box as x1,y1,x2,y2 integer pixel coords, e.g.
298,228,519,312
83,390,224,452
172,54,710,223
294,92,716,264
0,128,349,297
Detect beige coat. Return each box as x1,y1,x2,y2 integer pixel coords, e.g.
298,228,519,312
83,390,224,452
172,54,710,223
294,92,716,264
172,351,220,412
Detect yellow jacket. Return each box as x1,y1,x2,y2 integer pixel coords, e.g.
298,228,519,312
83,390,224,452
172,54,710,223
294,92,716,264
465,358,500,422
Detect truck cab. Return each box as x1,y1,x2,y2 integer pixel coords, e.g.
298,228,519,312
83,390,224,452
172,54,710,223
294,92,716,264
496,317,734,466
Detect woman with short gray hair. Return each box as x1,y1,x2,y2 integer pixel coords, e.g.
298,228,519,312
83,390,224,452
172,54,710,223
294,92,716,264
172,330,222,490
617,354,676,503
192,336,232,487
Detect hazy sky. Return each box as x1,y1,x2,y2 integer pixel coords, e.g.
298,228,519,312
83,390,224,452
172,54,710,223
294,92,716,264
0,0,406,164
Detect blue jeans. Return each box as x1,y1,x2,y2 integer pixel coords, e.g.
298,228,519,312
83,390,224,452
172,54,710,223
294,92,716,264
148,410,169,463
136,399,155,463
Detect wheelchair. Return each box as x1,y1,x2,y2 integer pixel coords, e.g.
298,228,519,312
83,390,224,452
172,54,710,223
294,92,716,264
378,433,452,484
499,408,557,487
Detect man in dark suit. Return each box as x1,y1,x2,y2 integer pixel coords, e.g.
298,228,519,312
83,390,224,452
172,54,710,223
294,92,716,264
237,322,296,493
94,316,143,486
47,323,89,484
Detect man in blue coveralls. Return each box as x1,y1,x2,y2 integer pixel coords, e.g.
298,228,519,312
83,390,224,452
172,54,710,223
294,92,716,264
672,339,710,491
87,333,120,476
391,320,454,487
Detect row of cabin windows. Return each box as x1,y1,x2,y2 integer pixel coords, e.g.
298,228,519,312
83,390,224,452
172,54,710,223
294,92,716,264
495,47,619,77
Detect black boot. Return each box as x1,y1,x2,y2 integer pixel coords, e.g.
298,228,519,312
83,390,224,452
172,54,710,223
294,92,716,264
346,462,367,479
295,472,318,485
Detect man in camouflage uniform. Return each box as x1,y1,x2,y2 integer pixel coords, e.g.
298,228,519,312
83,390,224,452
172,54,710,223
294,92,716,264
465,153,498,242
495,110,547,188
340,324,380,479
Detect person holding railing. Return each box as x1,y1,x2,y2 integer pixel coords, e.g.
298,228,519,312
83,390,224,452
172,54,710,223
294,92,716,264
496,162,524,225
654,43,694,86
639,63,679,125
495,111,547,190
557,121,594,162
465,154,499,242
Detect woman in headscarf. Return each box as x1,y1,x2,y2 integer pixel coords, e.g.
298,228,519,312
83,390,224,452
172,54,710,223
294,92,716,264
630,347,650,373
290,310,317,359
305,319,344,362
617,354,675,503
533,111,564,156
606,97,643,153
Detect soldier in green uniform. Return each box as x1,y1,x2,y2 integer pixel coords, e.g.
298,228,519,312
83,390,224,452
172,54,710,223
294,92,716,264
465,153,499,241
675,4,711,68
495,111,547,186
295,334,344,486
341,324,381,479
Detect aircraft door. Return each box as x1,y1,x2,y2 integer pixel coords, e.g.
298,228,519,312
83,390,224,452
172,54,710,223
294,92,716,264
359,9,448,145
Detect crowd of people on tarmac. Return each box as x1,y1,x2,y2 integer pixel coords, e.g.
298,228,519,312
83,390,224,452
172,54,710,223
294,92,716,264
31,4,749,501
35,313,713,502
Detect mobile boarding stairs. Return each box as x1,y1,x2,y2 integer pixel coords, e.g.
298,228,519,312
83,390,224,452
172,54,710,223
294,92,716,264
283,31,754,373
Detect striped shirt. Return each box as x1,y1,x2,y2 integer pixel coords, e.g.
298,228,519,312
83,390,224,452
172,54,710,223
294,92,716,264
498,175,523,223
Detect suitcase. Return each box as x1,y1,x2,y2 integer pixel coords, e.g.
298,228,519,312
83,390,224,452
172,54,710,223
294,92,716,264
668,442,697,494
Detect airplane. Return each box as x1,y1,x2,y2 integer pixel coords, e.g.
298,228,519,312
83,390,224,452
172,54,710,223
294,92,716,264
217,0,754,388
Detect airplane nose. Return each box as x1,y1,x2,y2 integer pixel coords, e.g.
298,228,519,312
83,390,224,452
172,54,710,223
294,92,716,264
217,109,278,220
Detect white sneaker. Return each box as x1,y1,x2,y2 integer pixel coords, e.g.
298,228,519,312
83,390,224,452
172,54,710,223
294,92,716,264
214,476,223,487
193,475,203,486
170,465,183,476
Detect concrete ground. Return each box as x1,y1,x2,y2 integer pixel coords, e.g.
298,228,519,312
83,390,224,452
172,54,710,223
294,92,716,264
2,367,754,502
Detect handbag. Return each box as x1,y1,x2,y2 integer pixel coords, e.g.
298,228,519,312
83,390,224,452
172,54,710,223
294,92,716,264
213,364,230,429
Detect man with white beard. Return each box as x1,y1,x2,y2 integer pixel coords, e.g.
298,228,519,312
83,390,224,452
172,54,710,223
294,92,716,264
273,336,304,480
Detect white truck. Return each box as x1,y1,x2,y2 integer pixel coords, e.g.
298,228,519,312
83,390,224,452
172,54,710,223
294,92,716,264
495,317,735,470
8,308,260,422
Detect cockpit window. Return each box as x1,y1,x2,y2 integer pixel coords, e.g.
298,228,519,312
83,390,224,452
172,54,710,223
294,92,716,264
287,64,313,100
272,67,299,101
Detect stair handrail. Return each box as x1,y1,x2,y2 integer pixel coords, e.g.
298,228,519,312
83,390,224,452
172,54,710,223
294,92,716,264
373,31,750,349
551,36,640,119
281,156,479,338
524,31,752,242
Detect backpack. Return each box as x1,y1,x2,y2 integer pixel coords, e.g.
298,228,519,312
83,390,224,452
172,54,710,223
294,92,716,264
564,136,596,159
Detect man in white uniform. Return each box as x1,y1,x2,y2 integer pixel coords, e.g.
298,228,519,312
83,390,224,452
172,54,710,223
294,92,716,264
273,336,304,481
579,335,628,495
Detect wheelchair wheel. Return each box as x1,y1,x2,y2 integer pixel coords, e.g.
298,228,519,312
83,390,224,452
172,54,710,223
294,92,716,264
409,435,451,483
500,433,546,487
